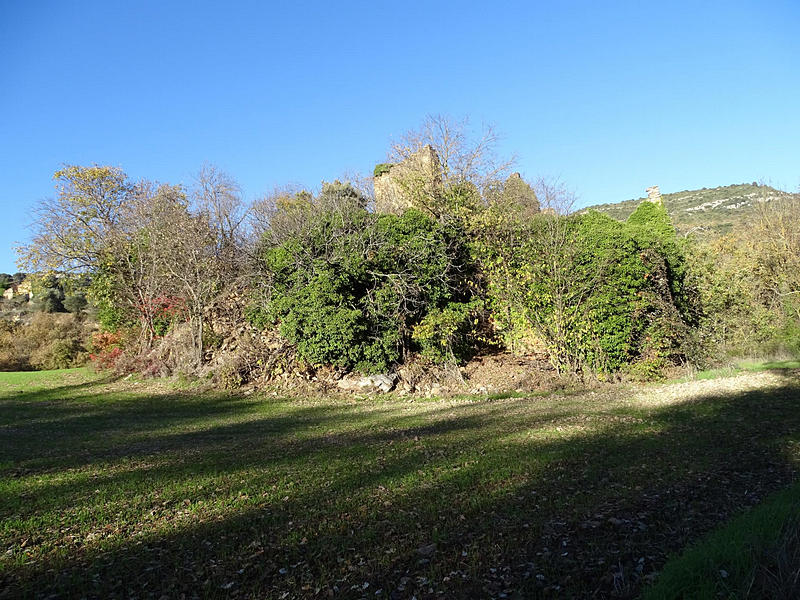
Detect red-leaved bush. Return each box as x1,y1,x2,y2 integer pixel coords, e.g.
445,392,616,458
89,331,123,370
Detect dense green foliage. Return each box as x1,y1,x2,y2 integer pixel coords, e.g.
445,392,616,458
248,179,797,378
252,199,476,373
246,160,707,378
249,167,699,378
475,201,694,375
16,148,798,379
88,260,132,332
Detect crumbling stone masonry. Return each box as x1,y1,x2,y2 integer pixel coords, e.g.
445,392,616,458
646,185,663,205
373,145,442,214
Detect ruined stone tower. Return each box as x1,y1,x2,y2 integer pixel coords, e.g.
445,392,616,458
373,145,442,214
502,172,540,215
646,185,663,205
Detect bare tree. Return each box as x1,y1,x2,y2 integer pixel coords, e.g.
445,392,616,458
252,180,368,248
18,166,172,349
114,179,232,367
156,206,221,367
20,164,251,370
532,176,577,215
388,114,516,194
340,169,376,211
110,181,183,347
250,186,314,246
192,164,249,270
116,181,223,366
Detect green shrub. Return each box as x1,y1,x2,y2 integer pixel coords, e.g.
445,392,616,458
373,163,393,177
780,318,800,356
252,201,476,373
35,287,65,313
63,292,88,314
89,263,133,332
412,299,483,363
474,202,694,376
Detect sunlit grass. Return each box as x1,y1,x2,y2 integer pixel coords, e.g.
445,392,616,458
670,358,800,384
740,359,800,371
643,481,800,599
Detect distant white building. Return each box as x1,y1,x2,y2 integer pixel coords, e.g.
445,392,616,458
2,280,33,301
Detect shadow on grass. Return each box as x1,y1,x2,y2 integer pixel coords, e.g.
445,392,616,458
1,374,799,599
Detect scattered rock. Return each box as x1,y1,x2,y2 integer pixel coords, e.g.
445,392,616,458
337,373,397,394
427,383,442,398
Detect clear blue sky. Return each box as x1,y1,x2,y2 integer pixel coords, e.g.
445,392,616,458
1,0,798,272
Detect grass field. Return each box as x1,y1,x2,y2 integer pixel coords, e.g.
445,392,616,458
643,479,800,599
1,368,799,598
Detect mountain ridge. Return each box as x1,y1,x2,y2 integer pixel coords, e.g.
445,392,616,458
582,183,795,236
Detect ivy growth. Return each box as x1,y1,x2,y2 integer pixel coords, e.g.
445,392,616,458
252,200,478,373
373,163,393,178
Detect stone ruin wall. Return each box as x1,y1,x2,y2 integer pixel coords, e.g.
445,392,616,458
646,185,663,205
373,145,442,215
